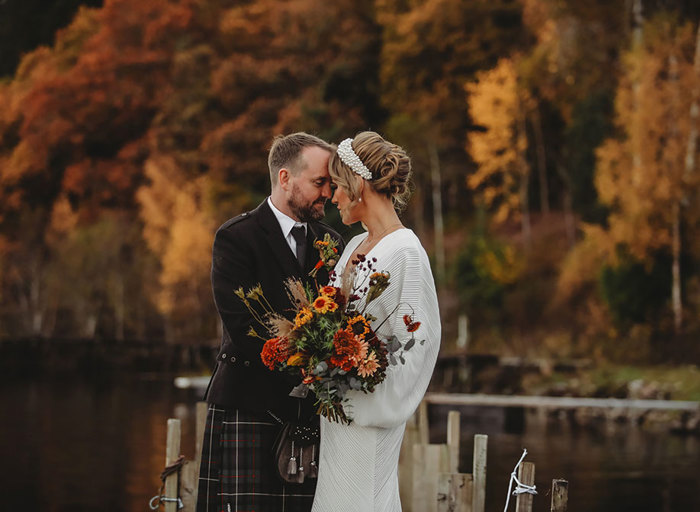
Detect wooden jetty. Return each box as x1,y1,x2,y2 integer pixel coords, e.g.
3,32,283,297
424,392,700,412
153,400,570,511
424,392,700,433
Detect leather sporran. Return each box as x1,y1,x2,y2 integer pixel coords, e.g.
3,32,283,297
272,420,320,484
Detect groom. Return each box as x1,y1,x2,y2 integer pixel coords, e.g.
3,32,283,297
196,133,344,512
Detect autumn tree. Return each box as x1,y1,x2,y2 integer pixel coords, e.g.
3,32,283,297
568,14,700,335
466,58,533,243
0,0,385,340
378,0,528,282
137,156,216,342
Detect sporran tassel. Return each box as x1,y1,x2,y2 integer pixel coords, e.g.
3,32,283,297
308,445,318,478
287,441,298,475
297,448,305,483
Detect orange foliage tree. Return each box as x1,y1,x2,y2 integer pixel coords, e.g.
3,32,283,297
0,0,383,340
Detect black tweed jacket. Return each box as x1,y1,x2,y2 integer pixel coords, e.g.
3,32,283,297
204,199,345,421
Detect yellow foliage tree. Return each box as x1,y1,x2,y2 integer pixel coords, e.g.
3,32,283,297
137,156,216,340
593,18,698,262
466,58,532,233
559,16,700,335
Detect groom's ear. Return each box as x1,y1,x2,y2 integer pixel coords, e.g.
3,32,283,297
278,168,290,190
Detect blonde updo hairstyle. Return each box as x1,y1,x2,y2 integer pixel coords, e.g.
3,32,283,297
329,131,412,211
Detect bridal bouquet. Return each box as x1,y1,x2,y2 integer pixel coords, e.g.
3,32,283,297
236,255,423,424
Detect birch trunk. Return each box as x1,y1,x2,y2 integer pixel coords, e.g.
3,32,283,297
555,162,576,247
114,273,125,341
666,52,682,334
675,22,700,334
631,0,644,187
429,142,445,284
531,104,549,214
518,111,532,248
671,202,682,333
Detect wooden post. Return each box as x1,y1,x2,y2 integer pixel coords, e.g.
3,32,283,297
413,444,450,512
180,462,197,511
165,419,181,512
472,434,487,512
418,400,430,444
400,414,420,512
437,473,472,512
515,462,536,512
181,402,209,511
550,479,568,511
195,401,208,474
446,411,461,473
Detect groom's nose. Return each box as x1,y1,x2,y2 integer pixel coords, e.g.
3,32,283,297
321,181,332,199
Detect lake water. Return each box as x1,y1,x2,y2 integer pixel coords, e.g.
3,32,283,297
1,375,698,511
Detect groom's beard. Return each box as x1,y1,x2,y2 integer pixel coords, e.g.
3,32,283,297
289,186,326,222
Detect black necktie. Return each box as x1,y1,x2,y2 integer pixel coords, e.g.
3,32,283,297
291,225,307,267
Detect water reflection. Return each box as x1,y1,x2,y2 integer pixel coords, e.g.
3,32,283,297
1,378,697,511
430,405,700,512
0,376,197,512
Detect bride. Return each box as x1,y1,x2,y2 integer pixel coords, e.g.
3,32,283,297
312,132,441,511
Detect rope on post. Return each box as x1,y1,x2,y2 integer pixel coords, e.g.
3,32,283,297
149,454,186,510
503,449,537,512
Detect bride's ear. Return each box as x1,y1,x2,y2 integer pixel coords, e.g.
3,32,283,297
357,178,365,203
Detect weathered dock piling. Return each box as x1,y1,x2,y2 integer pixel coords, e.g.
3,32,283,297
515,462,535,512
551,479,569,512
152,402,207,512
399,401,488,512
155,400,569,511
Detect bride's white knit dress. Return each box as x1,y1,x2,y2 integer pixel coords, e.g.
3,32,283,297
311,228,441,512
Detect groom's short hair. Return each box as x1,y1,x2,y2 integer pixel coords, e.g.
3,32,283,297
268,132,333,186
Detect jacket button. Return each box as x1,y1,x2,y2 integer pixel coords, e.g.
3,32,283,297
230,356,236,363
244,360,250,367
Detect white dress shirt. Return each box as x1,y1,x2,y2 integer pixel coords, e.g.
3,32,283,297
267,197,307,255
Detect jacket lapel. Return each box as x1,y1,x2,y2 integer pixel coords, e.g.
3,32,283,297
253,199,302,279
305,223,321,276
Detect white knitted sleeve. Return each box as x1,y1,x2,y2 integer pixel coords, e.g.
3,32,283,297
345,235,441,428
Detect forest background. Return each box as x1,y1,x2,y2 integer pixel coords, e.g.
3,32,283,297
2,0,700,373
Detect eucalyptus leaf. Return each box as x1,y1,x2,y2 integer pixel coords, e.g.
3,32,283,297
388,335,401,352
404,338,416,351
389,353,397,365
399,355,406,364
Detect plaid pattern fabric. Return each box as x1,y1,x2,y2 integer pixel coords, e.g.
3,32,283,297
196,405,316,512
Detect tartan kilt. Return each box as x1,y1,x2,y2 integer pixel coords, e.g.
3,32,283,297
196,405,316,512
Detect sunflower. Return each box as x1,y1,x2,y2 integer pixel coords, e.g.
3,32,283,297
346,314,370,337
313,295,338,314
294,307,313,328
319,285,337,298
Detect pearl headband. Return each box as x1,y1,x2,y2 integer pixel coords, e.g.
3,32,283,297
337,138,373,180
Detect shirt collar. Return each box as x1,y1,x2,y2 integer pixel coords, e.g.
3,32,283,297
267,197,307,238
